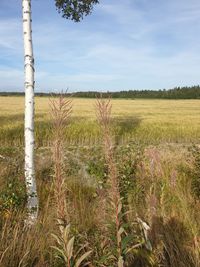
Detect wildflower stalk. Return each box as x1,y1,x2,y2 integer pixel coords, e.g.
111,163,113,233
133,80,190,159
96,98,124,266
50,94,92,267
50,93,72,222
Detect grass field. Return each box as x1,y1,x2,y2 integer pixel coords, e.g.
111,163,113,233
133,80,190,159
0,96,200,266
0,97,200,146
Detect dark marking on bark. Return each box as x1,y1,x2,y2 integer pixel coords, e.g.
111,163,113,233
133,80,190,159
25,127,34,132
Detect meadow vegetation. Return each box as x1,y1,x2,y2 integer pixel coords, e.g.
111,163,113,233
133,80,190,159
0,96,200,266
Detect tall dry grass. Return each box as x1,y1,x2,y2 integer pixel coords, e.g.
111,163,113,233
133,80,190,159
0,97,200,266
132,145,200,266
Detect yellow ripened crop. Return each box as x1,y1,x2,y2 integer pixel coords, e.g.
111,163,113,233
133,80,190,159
0,96,200,146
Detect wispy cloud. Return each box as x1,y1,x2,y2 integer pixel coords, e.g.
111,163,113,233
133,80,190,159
0,0,199,91
0,19,22,51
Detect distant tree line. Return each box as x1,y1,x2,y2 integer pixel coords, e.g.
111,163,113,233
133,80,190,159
1,85,200,99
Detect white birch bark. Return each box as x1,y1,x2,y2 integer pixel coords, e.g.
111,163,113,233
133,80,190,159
22,0,38,224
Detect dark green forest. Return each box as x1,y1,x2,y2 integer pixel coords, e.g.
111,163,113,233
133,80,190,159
1,85,200,99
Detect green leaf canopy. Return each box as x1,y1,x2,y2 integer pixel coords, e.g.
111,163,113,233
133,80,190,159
55,0,99,22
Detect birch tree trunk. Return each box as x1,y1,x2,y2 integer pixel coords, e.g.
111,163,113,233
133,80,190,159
22,0,38,224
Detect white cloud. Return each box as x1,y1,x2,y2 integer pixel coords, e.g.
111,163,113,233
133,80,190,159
0,0,200,91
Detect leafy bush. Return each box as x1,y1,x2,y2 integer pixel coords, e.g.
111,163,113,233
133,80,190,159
0,177,26,213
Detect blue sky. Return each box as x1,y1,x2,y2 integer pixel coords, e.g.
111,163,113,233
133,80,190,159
0,0,200,92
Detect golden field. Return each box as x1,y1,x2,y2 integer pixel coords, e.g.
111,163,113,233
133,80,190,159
0,96,200,145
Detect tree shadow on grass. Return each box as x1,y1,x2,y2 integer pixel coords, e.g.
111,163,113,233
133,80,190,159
0,113,46,127
0,115,142,147
128,216,195,267
149,216,195,267
111,116,142,144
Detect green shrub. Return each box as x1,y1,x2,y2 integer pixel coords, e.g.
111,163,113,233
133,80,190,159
0,177,26,213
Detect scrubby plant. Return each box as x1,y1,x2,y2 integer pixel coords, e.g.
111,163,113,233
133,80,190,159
51,219,92,267
0,177,26,215
0,152,26,220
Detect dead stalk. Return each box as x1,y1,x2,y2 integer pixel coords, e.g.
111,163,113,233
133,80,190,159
96,98,123,263
50,93,72,222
